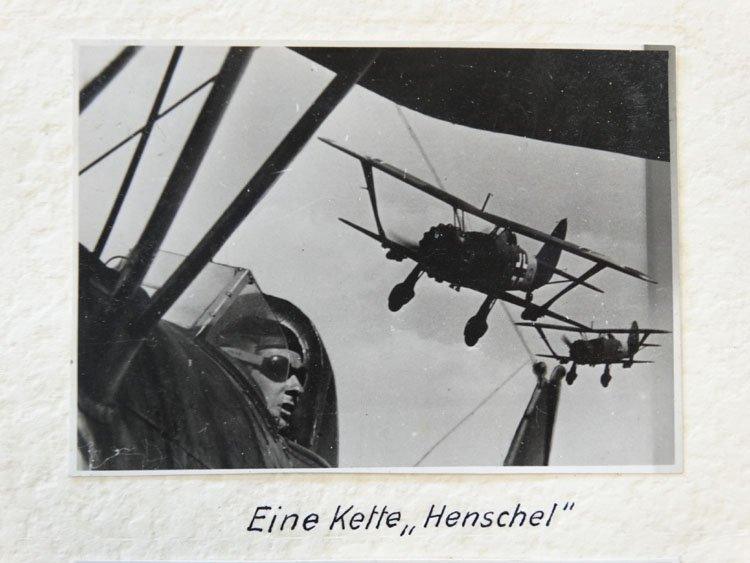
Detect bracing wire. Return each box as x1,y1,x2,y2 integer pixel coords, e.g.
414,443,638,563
79,75,217,175
395,105,447,191
394,102,540,465
500,301,536,362
394,101,537,364
414,359,532,466
94,47,184,258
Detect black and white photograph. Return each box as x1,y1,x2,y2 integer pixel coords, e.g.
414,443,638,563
76,44,678,472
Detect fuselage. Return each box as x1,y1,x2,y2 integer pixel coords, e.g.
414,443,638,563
416,223,539,293
568,336,626,366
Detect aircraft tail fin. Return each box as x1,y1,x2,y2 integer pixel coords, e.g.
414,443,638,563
534,219,567,286
627,320,640,357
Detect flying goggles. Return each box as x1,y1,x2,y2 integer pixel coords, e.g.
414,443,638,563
220,346,306,384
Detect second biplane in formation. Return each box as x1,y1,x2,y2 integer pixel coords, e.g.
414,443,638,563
515,321,669,387
320,137,656,346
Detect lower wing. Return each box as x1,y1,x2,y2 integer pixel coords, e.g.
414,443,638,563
339,218,419,261
536,353,570,362
492,290,589,330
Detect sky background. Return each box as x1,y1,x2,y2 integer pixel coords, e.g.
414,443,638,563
78,46,675,468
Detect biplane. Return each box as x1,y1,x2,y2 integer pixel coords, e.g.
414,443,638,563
515,321,669,387
320,137,656,346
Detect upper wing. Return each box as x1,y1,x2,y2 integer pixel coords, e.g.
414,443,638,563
536,356,653,365
320,137,655,284
515,321,669,335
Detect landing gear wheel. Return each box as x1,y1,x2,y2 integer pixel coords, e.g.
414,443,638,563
464,316,488,347
388,283,414,312
565,366,578,385
600,369,612,388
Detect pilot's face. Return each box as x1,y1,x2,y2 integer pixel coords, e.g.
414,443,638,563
247,347,304,431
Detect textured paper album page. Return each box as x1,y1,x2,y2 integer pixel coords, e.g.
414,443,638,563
1,2,748,563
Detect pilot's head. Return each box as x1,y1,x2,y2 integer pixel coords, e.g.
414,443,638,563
218,323,305,432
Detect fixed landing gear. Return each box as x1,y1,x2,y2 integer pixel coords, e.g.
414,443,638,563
520,301,544,321
385,248,406,261
464,296,496,346
565,363,578,385
388,283,414,311
464,315,488,347
600,364,612,388
388,266,422,312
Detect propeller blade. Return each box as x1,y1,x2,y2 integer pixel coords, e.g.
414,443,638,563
561,335,572,347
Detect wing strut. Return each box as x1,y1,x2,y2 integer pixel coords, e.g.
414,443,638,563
539,264,605,311
112,47,254,303
534,325,560,358
545,263,603,293
361,162,385,237
134,50,381,337
94,47,184,258
80,46,141,113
